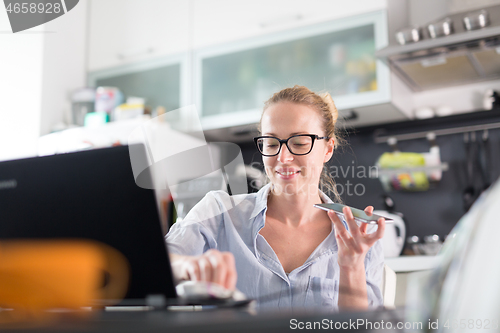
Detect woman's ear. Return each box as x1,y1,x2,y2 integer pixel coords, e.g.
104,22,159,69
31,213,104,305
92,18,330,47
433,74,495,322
323,138,335,163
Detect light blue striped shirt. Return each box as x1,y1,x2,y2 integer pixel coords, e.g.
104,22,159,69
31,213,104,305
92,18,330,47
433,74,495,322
166,184,384,310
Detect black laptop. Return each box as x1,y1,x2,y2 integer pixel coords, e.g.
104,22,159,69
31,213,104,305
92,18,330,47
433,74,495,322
0,144,177,305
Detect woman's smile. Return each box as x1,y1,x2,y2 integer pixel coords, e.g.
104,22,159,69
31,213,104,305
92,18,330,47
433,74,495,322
276,168,300,179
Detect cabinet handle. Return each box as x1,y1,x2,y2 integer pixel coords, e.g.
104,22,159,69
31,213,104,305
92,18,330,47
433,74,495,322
117,47,155,60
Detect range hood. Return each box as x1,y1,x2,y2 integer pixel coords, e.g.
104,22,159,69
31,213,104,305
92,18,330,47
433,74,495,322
377,4,500,91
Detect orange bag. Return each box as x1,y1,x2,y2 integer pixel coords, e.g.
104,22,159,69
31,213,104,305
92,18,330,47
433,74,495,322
0,240,129,313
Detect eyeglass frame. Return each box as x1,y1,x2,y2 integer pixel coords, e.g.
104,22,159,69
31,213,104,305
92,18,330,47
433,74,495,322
253,134,330,157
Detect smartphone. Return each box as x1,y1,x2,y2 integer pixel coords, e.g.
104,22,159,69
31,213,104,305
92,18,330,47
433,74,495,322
314,203,393,224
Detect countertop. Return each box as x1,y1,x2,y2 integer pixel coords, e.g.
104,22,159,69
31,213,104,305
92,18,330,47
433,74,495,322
385,255,440,273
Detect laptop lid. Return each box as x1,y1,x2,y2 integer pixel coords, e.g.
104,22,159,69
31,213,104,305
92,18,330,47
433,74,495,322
0,144,177,304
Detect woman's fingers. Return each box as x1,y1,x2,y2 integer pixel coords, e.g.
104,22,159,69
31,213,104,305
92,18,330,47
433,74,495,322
182,250,237,290
328,210,362,251
207,252,224,287
332,206,384,252
198,256,213,282
332,222,349,248
222,252,237,290
362,206,374,234
369,218,386,242
207,250,237,290
342,207,362,239
185,259,201,282
328,210,350,240
359,222,368,234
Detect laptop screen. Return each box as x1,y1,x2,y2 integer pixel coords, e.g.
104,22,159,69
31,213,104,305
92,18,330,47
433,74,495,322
0,144,177,304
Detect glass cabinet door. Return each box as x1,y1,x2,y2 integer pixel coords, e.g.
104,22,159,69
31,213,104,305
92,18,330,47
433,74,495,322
196,10,389,130
94,65,181,113
88,56,185,125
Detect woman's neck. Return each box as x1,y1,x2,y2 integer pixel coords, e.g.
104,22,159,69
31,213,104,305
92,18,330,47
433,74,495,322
266,185,324,228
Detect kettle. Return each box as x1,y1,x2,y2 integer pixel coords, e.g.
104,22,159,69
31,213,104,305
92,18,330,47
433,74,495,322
374,210,406,257
374,195,407,257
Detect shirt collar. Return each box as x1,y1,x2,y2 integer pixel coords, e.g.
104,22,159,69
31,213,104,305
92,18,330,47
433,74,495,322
249,183,271,219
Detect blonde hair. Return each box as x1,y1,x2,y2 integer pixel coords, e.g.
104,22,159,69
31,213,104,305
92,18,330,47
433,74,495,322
258,85,345,203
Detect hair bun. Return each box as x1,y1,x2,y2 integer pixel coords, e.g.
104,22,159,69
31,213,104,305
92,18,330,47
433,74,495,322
319,92,338,123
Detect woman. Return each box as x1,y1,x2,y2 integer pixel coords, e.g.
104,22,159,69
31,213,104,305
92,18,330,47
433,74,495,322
166,86,385,310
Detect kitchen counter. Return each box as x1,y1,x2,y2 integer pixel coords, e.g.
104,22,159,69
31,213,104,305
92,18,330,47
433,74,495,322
385,255,440,273
385,255,441,307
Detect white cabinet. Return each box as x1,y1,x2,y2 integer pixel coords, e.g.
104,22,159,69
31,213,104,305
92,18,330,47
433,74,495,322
195,10,400,134
88,0,387,71
87,0,407,140
88,0,189,71
192,0,388,48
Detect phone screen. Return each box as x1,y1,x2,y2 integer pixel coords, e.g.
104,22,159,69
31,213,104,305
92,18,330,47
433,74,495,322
314,203,393,224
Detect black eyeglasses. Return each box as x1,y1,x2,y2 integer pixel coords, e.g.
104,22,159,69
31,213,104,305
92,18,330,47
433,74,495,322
253,134,329,157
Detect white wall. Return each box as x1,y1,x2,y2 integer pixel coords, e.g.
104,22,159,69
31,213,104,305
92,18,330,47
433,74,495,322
40,0,88,136
0,9,44,161
408,0,500,26
448,0,500,13
0,0,87,161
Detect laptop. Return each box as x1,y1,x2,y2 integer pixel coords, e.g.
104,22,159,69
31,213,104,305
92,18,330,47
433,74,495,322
0,144,179,306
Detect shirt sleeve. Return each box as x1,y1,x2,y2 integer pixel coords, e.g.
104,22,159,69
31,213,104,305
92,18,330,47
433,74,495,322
164,192,222,256
364,239,385,308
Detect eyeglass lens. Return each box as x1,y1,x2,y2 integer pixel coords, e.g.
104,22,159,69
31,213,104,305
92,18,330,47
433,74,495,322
257,136,313,155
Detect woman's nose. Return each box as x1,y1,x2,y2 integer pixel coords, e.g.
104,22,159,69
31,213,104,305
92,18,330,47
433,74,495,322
277,144,294,163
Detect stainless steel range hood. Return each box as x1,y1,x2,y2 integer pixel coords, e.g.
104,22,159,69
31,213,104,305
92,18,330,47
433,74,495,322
377,4,500,91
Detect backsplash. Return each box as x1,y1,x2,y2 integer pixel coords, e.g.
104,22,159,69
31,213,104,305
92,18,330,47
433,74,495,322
236,109,500,240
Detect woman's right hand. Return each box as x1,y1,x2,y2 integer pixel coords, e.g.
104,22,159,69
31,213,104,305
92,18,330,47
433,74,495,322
170,250,237,290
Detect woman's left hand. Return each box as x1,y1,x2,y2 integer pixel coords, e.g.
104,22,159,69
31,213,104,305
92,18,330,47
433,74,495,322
328,206,385,270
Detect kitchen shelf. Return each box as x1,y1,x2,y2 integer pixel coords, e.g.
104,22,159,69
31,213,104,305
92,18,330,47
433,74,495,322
374,121,500,144
371,163,449,177
345,108,500,142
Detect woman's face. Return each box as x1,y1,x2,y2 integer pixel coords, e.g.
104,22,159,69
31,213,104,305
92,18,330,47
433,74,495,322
260,102,334,196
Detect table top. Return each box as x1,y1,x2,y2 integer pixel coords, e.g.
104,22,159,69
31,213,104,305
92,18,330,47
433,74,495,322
0,306,405,333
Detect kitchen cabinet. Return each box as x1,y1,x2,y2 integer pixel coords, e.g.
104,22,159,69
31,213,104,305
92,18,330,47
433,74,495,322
87,1,410,141
196,10,408,136
88,56,185,112
88,0,189,71
88,0,387,71
191,0,387,49
87,55,186,127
